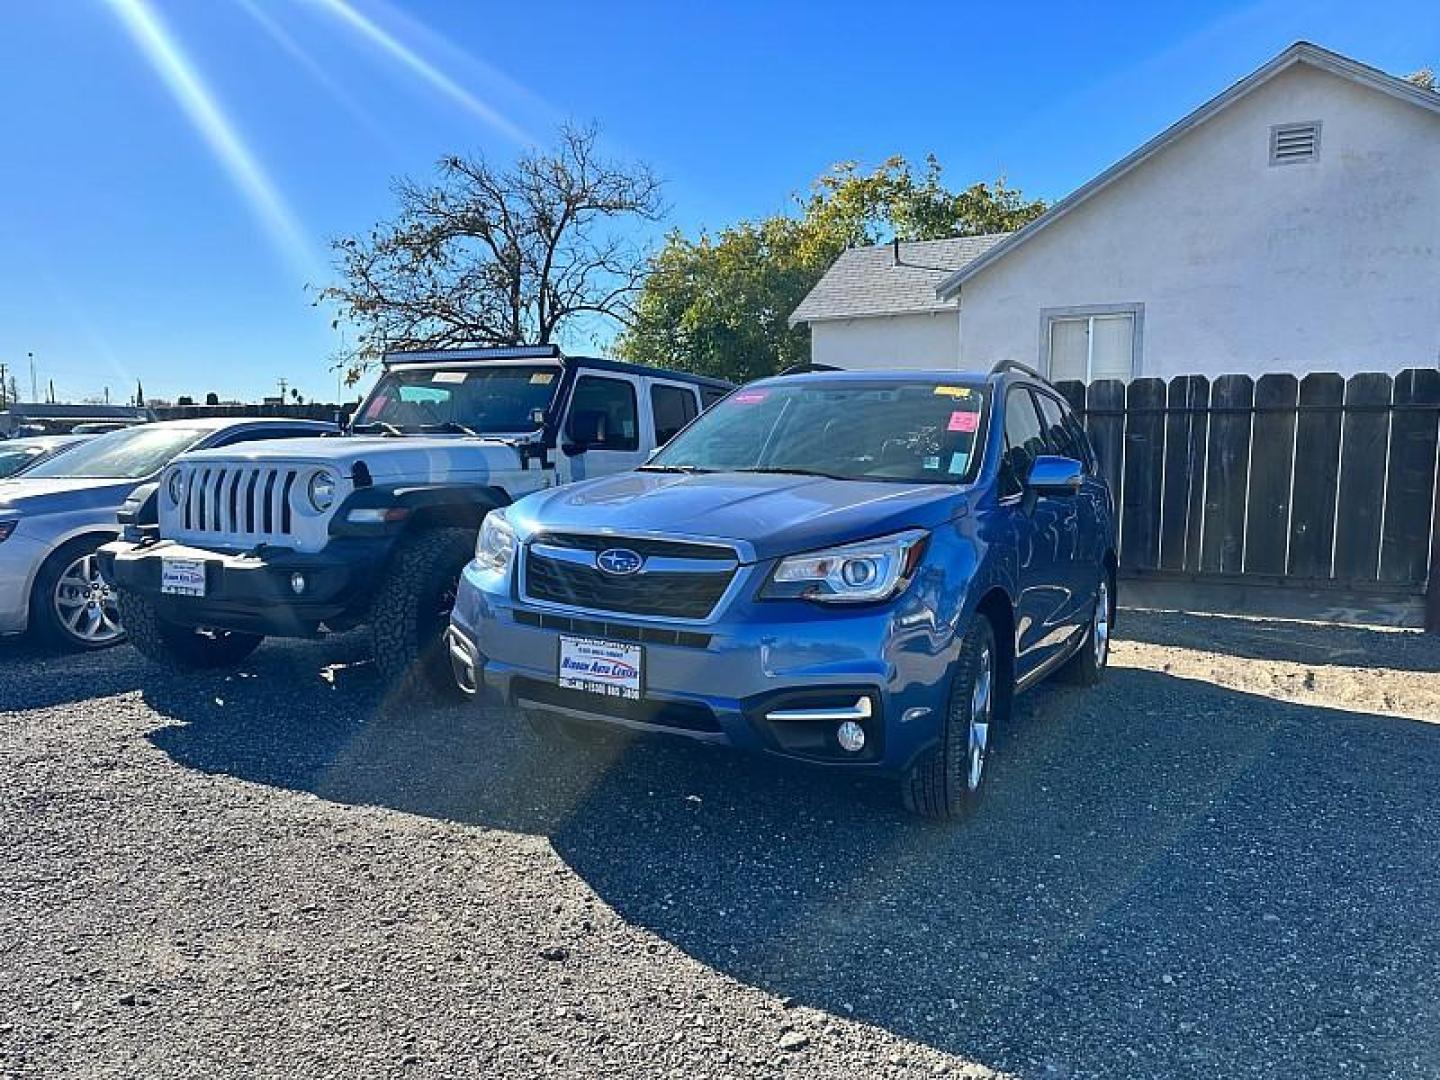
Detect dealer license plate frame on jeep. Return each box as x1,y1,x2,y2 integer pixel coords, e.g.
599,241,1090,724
557,635,643,700
160,557,207,598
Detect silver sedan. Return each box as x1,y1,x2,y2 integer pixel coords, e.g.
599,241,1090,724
0,417,336,650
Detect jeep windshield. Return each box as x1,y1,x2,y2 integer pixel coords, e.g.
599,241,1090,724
646,378,988,484
353,365,561,436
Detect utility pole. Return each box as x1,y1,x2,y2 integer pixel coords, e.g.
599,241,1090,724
104,386,110,405
277,377,289,402
0,364,8,408
28,352,36,403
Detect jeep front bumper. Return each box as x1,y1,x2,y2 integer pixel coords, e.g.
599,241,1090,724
99,537,394,637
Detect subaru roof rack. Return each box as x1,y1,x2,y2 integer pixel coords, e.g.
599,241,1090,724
988,358,1052,384
383,344,564,364
776,362,843,376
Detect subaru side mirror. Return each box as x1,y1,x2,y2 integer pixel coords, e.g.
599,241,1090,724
1026,455,1083,496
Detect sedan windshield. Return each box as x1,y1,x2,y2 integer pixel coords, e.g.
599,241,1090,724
0,443,49,479
354,365,561,435
20,426,208,480
648,379,988,483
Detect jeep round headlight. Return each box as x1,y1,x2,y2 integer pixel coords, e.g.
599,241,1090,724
307,470,337,512
166,469,186,506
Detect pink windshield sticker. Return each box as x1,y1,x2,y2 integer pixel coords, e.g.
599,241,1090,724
733,390,769,404
949,410,980,433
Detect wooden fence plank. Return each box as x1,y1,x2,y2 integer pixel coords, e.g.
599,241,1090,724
1120,378,1165,570
1200,375,1254,573
1159,376,1201,571
1085,380,1127,550
1288,373,1345,578
1380,368,1440,585
1243,373,1299,575
1181,376,1211,571
1333,373,1393,582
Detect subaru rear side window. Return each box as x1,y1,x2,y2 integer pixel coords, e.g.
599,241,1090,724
567,376,639,452
650,383,699,445
1036,392,1086,469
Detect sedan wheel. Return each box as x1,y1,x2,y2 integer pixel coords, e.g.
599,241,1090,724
52,553,124,646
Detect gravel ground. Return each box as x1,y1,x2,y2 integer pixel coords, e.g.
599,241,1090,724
2,610,1439,1079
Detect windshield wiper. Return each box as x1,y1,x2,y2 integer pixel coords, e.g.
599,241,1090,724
351,421,405,437
730,466,849,480
421,421,480,436
636,463,715,474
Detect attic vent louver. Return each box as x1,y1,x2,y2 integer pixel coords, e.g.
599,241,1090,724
1270,121,1321,165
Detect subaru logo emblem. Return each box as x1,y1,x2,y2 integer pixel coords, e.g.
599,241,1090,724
596,548,644,576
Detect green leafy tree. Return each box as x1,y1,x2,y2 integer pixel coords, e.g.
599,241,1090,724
618,156,1045,381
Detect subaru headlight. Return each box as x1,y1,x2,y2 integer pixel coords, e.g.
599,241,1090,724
762,529,929,604
307,470,338,512
166,469,186,506
475,509,516,572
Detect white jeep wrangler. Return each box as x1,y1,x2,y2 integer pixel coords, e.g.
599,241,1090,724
102,346,730,693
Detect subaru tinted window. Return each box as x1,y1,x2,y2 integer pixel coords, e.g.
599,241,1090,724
1000,388,1049,496
647,379,987,483
1036,392,1086,468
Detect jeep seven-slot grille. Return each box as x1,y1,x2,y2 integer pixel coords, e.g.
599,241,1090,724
522,534,737,620
179,463,297,539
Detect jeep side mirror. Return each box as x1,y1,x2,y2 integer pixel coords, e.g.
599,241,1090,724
1026,455,1084,496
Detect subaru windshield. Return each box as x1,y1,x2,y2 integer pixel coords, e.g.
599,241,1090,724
353,365,561,435
645,378,988,483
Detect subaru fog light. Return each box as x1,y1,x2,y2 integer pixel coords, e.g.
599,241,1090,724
836,721,866,753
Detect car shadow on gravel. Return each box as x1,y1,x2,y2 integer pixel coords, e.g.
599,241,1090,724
0,639,149,711
140,635,1440,1078
1120,608,1440,671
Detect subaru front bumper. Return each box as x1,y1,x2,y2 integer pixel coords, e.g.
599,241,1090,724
449,558,964,774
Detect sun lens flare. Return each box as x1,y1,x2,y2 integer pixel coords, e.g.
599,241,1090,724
103,0,321,279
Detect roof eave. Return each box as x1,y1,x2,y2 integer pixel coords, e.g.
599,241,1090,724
789,302,957,328
935,41,1440,300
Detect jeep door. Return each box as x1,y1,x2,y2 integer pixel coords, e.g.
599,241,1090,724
557,373,651,482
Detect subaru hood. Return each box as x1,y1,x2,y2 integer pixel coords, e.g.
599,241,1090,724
511,470,967,561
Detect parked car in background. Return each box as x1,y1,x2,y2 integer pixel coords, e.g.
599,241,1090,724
103,345,731,690
0,434,92,480
0,417,336,650
449,362,1116,820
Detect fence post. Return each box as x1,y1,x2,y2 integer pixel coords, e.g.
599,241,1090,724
1428,463,1440,633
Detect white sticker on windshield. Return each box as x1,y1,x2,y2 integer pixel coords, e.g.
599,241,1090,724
530,372,555,384
923,455,941,470
949,452,969,475
432,371,468,384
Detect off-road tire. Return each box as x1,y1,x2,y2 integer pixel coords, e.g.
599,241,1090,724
369,526,477,700
901,615,1000,821
115,588,263,670
1059,571,1113,687
30,537,126,652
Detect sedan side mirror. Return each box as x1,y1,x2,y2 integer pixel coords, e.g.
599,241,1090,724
1026,455,1084,496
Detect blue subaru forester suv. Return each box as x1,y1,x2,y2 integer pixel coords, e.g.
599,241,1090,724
447,362,1116,819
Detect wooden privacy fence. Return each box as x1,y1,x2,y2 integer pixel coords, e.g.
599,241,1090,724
1051,370,1440,603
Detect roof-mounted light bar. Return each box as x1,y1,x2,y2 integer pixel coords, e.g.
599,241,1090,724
383,345,564,365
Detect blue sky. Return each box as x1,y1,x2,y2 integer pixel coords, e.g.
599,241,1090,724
0,0,1435,404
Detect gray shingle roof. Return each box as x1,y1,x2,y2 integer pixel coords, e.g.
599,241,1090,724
789,234,1010,325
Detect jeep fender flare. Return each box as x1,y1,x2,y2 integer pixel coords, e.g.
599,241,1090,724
328,483,511,538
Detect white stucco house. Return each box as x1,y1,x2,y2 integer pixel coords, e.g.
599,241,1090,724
790,42,1440,382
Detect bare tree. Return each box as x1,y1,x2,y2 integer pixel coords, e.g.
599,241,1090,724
321,123,664,380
